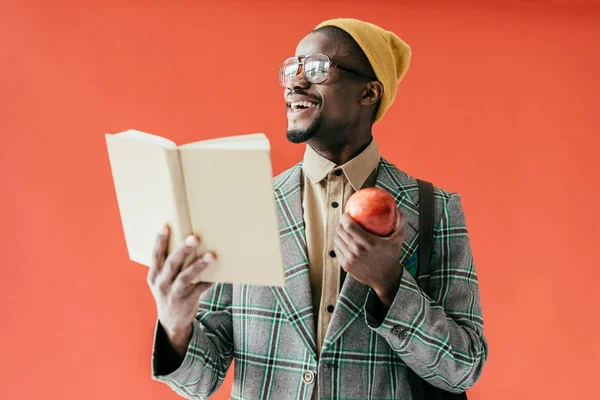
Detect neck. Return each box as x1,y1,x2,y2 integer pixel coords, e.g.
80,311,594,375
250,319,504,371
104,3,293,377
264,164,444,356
308,131,373,166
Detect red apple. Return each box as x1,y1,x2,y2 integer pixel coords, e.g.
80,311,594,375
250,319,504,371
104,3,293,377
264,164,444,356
345,188,398,236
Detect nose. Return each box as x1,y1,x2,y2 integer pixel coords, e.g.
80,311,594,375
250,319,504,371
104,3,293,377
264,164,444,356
284,64,310,94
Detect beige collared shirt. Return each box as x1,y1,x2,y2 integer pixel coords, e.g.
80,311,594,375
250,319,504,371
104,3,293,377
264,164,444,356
301,138,380,358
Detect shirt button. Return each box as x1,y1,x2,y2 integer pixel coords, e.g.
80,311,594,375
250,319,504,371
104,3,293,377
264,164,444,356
332,201,339,208
302,370,315,384
392,326,403,336
400,330,409,340
327,305,334,313
334,169,342,176
329,250,336,258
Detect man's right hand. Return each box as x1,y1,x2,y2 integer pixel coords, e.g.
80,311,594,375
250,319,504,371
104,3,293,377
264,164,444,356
147,225,216,356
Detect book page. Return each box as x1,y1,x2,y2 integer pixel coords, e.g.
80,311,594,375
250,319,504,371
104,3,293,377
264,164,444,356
106,134,191,267
114,129,177,148
179,133,269,150
179,136,285,287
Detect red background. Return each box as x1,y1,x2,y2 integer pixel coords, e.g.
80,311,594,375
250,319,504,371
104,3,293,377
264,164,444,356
1,1,599,399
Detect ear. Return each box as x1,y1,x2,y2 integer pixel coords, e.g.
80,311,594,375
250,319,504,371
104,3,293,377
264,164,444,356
360,81,384,107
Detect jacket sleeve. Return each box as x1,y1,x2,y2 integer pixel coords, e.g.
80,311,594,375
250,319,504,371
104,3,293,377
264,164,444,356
151,283,234,400
364,193,488,393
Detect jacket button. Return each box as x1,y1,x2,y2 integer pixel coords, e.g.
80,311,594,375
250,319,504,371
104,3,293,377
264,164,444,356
302,370,315,384
392,326,403,336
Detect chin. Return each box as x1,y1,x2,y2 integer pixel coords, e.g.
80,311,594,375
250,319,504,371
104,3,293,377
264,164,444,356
286,128,314,144
286,114,324,144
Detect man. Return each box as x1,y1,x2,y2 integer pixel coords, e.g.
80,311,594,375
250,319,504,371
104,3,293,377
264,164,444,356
147,18,488,399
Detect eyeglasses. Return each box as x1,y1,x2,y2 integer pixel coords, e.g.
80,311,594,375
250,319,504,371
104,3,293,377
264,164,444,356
279,53,377,87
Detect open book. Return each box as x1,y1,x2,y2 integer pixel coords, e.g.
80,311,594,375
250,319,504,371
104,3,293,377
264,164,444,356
105,129,285,287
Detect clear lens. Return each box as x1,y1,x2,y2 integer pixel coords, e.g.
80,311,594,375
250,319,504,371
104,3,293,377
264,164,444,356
279,54,331,87
304,55,329,84
280,58,299,87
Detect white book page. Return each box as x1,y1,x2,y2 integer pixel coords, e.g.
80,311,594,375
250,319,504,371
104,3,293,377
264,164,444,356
105,134,190,267
178,141,285,287
112,129,177,149
180,133,268,150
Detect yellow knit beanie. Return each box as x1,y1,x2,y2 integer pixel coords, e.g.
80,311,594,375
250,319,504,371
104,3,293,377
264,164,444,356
315,18,411,123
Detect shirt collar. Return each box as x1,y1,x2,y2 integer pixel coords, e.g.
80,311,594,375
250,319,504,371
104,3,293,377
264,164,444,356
302,138,380,191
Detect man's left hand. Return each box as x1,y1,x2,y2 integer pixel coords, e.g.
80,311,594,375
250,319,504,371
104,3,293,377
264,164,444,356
334,210,405,308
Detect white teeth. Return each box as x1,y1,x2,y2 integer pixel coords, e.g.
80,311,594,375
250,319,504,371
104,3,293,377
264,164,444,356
290,101,317,111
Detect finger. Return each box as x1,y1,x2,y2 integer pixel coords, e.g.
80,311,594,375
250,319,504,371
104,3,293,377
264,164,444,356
173,261,215,297
162,234,199,282
339,213,372,247
333,233,352,268
186,282,215,301
336,224,361,256
148,224,170,284
191,282,214,296
177,252,216,287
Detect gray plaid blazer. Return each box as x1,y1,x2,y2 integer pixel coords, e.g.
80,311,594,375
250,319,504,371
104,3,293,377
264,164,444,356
152,158,488,399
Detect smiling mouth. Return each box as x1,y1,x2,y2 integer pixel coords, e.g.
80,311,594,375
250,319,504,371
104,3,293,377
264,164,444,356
287,101,319,112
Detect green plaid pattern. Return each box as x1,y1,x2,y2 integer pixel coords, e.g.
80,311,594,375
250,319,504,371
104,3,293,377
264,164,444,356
152,158,488,399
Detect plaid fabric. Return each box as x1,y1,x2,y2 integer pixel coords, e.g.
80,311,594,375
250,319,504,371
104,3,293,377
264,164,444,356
152,158,488,399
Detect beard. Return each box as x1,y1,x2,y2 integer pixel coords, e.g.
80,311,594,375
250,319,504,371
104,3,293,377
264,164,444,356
286,112,324,144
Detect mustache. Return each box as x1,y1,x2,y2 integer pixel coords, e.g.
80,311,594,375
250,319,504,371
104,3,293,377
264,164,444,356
286,88,322,104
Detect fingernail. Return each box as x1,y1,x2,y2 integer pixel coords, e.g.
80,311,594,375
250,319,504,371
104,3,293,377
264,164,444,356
160,225,169,235
185,235,198,247
202,252,215,262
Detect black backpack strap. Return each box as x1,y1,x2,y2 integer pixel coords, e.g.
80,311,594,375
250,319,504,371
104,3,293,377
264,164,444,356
408,179,437,400
410,179,467,400
417,179,434,292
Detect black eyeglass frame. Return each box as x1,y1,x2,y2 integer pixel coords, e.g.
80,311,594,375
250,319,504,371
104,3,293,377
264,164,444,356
279,53,377,87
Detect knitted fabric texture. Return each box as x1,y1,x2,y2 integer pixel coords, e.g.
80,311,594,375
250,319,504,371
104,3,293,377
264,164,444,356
315,18,411,123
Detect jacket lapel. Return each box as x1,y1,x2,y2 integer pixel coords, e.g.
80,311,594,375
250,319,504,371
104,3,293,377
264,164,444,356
322,274,370,348
375,158,421,267
271,163,317,359
323,158,421,347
